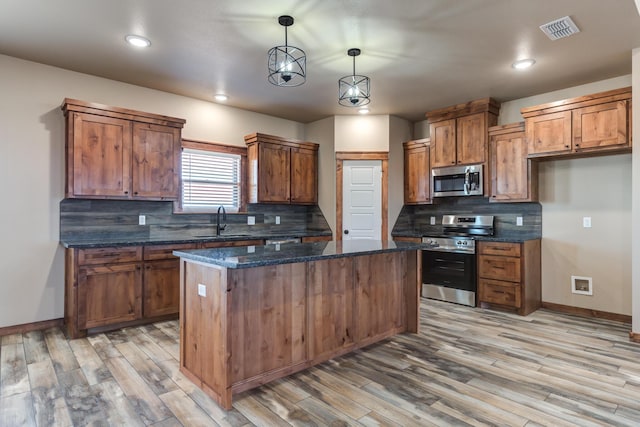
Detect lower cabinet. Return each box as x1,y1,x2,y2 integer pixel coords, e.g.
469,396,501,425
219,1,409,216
65,240,263,338
477,240,541,316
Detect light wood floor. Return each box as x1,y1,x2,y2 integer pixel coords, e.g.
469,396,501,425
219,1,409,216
1,299,638,426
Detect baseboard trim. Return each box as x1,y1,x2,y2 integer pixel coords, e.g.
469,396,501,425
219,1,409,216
541,302,631,324
0,318,64,337
629,332,640,343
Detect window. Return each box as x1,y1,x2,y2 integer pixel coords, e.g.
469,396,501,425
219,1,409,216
181,144,242,212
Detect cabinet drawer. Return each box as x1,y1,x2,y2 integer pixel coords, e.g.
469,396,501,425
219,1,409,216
478,255,521,282
479,241,521,257
144,243,197,261
78,246,142,265
479,279,521,308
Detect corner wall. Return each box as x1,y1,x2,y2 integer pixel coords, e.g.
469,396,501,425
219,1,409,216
0,54,304,328
305,117,336,236
500,75,633,315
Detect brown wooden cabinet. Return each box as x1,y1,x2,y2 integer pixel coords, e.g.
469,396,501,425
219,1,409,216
426,99,500,168
62,99,185,200
65,239,261,338
521,87,631,159
403,138,431,204
478,240,541,316
488,122,538,203
244,133,318,204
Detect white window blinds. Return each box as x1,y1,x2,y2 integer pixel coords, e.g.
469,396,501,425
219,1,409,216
181,148,241,211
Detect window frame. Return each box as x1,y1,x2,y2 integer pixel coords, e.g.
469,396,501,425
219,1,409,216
178,139,247,213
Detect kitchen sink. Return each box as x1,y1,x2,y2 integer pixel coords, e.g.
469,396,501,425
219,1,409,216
194,233,254,238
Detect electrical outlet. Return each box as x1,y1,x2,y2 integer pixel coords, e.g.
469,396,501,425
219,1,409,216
275,243,281,251
138,215,146,225
247,245,255,253
583,217,592,228
430,216,436,225
516,216,523,226
275,215,281,225
197,284,206,297
247,216,255,225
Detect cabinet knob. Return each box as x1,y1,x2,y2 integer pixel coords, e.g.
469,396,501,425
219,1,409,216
124,191,129,194
565,145,570,149
134,192,138,195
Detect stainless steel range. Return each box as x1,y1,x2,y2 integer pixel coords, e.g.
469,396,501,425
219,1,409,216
422,215,494,307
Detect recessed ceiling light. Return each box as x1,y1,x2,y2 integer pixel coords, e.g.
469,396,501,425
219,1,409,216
125,35,151,48
214,94,228,102
358,107,370,114
512,58,536,70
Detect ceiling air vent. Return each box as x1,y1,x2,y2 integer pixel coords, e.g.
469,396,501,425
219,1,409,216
539,16,580,40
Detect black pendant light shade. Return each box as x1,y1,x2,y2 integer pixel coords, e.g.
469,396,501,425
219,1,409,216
268,15,306,87
338,48,370,107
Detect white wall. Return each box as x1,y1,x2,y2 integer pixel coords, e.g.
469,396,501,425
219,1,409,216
334,115,389,151
499,75,633,315
0,54,304,328
305,117,336,236
632,48,640,332
388,116,412,239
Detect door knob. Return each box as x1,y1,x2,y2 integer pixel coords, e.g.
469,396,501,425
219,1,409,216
344,230,349,235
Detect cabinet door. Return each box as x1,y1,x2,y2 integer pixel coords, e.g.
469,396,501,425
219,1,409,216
71,113,132,197
456,113,486,165
572,100,628,151
430,119,456,167
526,111,572,156
404,146,430,204
490,131,531,202
78,263,142,329
144,259,180,317
132,123,181,199
290,146,317,204
258,143,291,203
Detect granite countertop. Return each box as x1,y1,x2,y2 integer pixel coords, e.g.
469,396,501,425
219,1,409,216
173,240,427,269
60,231,332,249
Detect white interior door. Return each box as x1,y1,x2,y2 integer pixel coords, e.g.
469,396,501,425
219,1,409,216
342,160,382,240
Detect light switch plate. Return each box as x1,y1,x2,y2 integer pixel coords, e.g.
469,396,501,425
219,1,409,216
516,216,523,226
197,284,206,297
583,217,592,228
138,215,146,225
430,216,436,225
275,215,280,225
247,216,255,225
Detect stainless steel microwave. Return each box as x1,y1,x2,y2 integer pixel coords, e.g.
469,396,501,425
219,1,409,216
432,164,483,197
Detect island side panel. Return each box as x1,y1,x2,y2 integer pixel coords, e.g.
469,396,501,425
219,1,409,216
307,257,355,361
404,250,420,333
229,263,307,386
354,252,406,344
179,259,232,409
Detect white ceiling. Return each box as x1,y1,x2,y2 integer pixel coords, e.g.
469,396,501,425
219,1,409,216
1,0,639,123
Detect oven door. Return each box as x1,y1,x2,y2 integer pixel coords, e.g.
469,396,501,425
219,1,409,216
422,250,477,306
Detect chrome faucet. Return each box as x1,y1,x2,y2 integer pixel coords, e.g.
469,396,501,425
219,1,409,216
216,205,227,235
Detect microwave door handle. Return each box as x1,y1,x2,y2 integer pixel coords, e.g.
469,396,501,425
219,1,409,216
464,168,470,194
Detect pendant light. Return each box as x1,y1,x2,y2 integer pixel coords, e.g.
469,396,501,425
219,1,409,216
338,48,370,107
267,15,306,87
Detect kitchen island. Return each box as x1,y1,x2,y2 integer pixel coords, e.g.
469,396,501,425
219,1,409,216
174,240,423,409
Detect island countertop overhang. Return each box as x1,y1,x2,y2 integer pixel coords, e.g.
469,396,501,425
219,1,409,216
173,239,426,268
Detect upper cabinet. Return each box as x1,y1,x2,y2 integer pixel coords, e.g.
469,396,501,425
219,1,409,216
426,98,500,168
403,138,431,204
62,99,185,200
488,123,538,203
521,87,632,159
244,133,318,205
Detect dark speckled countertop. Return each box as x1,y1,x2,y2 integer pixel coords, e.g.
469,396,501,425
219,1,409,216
173,240,427,269
60,231,332,249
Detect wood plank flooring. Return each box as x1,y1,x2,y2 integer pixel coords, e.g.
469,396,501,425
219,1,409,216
1,299,639,426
